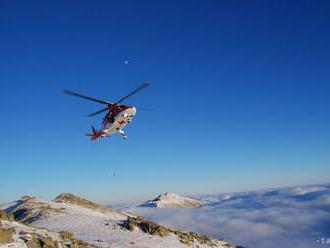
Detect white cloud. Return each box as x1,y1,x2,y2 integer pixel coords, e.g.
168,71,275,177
120,183,330,248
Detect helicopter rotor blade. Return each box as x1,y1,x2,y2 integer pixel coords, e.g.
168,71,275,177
116,82,151,104
86,107,110,117
62,89,111,105
87,105,155,117
137,107,156,111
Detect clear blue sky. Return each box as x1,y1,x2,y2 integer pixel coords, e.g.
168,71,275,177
1,0,329,204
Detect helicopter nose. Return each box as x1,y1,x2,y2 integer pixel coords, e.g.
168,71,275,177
130,106,137,115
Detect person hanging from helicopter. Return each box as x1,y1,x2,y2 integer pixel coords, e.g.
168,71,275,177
108,111,115,123
107,105,122,123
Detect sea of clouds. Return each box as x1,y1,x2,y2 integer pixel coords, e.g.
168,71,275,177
120,184,330,248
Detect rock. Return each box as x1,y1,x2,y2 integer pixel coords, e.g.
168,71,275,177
70,239,100,248
124,217,170,237
124,216,216,246
54,193,113,213
22,196,37,201
39,236,57,248
139,220,170,237
9,197,64,224
0,210,14,221
59,230,74,241
26,238,43,248
0,226,15,244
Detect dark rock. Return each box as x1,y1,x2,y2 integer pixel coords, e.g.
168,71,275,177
59,230,74,241
0,210,14,221
39,236,57,248
26,238,43,248
123,217,170,237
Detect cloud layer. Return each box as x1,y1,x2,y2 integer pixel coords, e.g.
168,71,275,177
120,184,330,248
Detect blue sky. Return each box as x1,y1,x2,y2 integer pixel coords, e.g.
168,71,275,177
0,0,329,203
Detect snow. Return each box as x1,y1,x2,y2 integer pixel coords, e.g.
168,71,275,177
33,200,209,247
1,196,230,248
120,184,330,248
143,192,202,208
1,220,62,248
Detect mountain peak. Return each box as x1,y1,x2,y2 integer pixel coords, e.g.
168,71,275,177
54,192,81,203
53,193,113,213
146,192,202,208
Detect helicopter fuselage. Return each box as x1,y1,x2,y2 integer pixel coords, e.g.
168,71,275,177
63,82,150,141
101,106,136,138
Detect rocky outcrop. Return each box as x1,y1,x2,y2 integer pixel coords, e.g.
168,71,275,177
0,223,15,244
123,216,216,246
3,193,116,225
7,196,64,224
54,193,114,213
1,219,100,248
0,209,14,222
124,216,170,237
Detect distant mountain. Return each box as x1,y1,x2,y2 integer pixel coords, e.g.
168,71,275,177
123,183,330,248
142,192,202,208
0,193,235,248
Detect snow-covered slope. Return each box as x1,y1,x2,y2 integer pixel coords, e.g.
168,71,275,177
143,192,202,208
1,193,234,248
1,219,63,248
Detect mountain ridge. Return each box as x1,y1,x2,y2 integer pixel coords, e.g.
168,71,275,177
142,192,202,208
0,193,237,248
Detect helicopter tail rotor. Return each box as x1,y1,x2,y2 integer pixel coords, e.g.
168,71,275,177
85,126,106,141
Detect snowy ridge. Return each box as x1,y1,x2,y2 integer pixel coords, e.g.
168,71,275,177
1,193,235,248
143,192,202,208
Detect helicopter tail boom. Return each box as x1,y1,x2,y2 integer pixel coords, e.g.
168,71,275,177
85,126,108,141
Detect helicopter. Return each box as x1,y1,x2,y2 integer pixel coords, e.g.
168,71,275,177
62,82,151,141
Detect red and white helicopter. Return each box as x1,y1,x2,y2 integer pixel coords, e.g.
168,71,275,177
62,82,151,141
